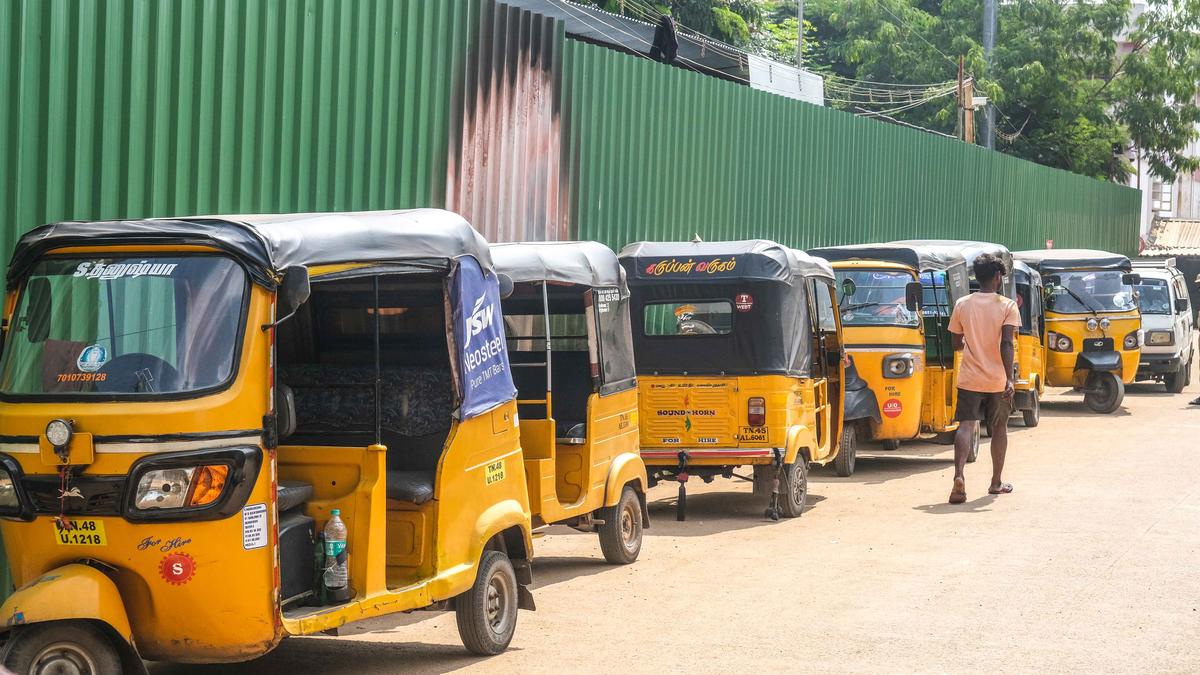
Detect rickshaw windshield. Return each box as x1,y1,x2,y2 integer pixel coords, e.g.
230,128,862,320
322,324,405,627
1045,270,1136,314
1135,278,1172,315
0,255,247,397
835,269,919,328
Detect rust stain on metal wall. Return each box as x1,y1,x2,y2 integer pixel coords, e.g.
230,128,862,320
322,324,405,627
447,0,569,243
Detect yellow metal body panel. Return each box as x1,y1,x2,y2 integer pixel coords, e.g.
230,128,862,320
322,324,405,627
1,564,133,643
841,325,927,441
1043,312,1141,386
637,374,830,467
521,387,645,525
1015,333,1045,393
919,364,959,433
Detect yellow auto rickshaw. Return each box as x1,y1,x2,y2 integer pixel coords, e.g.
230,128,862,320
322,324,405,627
808,244,980,460
490,242,648,564
619,240,847,520
1012,260,1046,426
1013,249,1142,413
0,210,541,672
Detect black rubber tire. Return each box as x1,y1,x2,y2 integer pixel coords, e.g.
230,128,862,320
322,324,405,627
1022,389,1041,428
455,551,518,656
752,464,774,498
598,485,643,565
1084,372,1124,414
1,620,123,675
1165,367,1186,394
965,424,981,463
881,439,901,451
933,431,955,445
777,458,809,518
833,424,857,477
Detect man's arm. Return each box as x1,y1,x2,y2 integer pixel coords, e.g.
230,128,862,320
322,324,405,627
1000,324,1016,399
951,332,965,351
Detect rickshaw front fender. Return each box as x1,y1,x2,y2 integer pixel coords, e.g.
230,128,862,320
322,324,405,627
473,499,534,564
1074,351,1122,373
603,452,650,525
1,564,132,643
783,425,818,464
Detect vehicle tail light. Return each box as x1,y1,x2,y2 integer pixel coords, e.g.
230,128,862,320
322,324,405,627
747,397,766,427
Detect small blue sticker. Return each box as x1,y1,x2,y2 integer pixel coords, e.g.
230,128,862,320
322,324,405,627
77,344,109,373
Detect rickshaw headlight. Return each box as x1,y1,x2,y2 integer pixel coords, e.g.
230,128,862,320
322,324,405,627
1146,330,1174,346
133,464,231,510
45,419,73,450
1047,331,1073,353
1099,318,1111,331
1086,318,1099,332
0,467,17,508
1123,331,1141,350
883,354,915,378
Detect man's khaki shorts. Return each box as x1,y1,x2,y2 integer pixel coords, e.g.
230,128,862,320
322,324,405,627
955,388,1010,428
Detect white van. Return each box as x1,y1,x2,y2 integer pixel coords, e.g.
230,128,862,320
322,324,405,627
1133,259,1194,393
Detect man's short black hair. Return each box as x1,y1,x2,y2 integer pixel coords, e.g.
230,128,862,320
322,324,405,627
973,253,1006,284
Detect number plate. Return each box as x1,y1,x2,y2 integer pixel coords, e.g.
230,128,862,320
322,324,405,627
53,519,108,546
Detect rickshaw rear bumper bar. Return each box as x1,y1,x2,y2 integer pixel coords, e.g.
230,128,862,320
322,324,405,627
640,449,775,460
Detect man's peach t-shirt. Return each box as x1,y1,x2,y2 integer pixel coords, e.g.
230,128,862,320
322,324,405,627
947,292,1021,393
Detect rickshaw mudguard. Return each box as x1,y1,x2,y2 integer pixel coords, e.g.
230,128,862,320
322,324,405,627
2,564,135,645
1074,351,1122,373
783,425,818,464
603,453,650,520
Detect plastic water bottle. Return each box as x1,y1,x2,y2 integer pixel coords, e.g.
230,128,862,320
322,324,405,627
323,510,350,601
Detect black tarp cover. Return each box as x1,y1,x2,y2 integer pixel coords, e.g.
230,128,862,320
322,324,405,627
891,239,1016,299
807,242,971,304
7,209,491,289
1013,249,1132,273
619,240,819,376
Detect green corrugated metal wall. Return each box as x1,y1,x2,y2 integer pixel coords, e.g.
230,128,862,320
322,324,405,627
0,0,468,261
561,40,1140,254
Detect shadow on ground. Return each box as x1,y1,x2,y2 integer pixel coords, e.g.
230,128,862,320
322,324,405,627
641,484,828,536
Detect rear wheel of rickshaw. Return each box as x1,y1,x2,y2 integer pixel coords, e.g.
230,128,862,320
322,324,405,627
833,424,857,477
1022,389,1041,427
1,620,122,675
881,439,901,451
777,458,809,518
598,485,643,564
456,551,518,656
1084,372,1124,413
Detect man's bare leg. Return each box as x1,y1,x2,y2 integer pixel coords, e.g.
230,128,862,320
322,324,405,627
949,420,977,502
989,418,1008,492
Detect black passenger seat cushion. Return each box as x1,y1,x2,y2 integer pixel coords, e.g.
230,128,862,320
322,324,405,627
386,471,435,505
277,480,314,512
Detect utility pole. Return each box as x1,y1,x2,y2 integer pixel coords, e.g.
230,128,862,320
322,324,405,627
956,56,964,142
796,0,805,67
982,0,996,149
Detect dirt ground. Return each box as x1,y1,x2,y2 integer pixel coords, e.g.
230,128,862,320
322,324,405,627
153,369,1200,674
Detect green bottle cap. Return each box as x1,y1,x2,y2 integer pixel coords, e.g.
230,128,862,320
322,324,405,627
330,509,340,516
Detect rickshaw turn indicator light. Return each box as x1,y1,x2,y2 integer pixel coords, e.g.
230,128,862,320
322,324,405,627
0,466,17,508
133,464,230,510
45,418,73,450
883,354,916,378
1146,330,1174,346
747,397,767,427
1123,331,1141,350
1048,331,1073,352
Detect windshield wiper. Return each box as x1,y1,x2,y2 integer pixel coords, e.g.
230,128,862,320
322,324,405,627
1059,286,1100,316
842,302,881,312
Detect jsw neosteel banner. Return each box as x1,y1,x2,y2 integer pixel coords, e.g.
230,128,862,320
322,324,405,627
451,256,516,419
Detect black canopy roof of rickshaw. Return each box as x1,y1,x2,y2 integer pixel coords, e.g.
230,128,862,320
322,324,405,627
1012,249,1132,273
890,239,1012,271
1012,259,1041,283
806,242,968,273
6,209,491,289
490,241,626,291
619,239,834,284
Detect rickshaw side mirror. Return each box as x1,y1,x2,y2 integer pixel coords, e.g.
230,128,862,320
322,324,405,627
497,273,515,299
1045,274,1062,287
840,278,857,298
904,281,922,312
1122,273,1141,286
279,266,311,317
1175,298,1190,313
25,277,52,344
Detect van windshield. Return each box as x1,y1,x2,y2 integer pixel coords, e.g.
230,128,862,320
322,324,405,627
835,269,919,328
0,256,247,397
1045,270,1136,314
1135,278,1172,315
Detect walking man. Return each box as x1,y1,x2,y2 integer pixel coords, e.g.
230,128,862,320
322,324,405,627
947,253,1020,504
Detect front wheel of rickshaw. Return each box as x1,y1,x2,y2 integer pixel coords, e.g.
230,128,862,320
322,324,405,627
777,458,809,518
1022,390,1041,427
1,620,123,675
456,551,518,656
1084,372,1124,414
833,424,857,477
598,485,644,564
881,439,901,451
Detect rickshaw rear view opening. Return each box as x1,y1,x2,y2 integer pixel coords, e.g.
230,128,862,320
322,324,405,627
619,240,847,521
